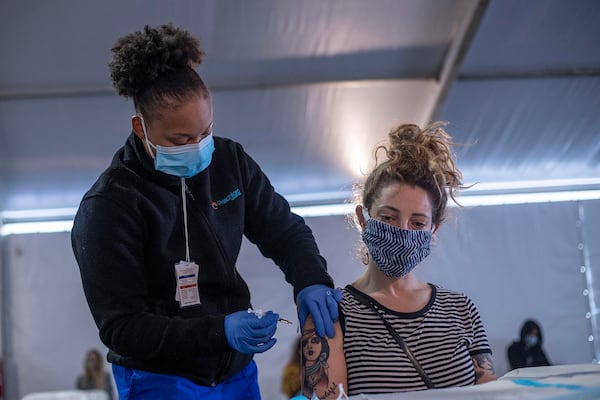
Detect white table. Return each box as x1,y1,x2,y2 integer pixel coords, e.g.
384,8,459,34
347,364,600,400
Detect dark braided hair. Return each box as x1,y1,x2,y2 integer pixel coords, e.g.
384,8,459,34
109,23,209,120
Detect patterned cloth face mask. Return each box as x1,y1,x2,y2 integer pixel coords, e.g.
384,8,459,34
361,207,432,278
140,117,215,178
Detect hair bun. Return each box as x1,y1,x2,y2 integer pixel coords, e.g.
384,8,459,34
109,23,205,98
386,124,422,160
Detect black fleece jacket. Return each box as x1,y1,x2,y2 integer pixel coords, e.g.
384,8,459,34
71,133,333,386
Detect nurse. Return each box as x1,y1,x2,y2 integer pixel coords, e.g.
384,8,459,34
72,23,341,399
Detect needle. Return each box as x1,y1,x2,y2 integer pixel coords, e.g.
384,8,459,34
248,308,293,324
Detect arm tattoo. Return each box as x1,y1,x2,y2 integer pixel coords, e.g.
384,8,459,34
473,353,496,382
302,328,336,398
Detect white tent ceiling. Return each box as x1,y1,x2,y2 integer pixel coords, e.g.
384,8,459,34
0,0,599,214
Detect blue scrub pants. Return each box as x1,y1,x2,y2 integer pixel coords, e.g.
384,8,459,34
112,360,261,399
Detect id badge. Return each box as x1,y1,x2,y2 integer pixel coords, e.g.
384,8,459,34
174,261,201,307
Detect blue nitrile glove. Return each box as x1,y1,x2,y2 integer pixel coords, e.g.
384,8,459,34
224,310,279,354
297,284,343,338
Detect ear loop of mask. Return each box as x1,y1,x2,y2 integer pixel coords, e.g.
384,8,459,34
361,206,370,223
138,116,156,160
360,206,371,266
138,115,191,262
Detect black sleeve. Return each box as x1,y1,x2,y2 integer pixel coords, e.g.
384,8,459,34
539,348,552,366
507,343,525,369
239,147,334,298
71,195,229,361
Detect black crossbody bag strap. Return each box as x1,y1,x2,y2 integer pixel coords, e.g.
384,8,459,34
349,288,435,389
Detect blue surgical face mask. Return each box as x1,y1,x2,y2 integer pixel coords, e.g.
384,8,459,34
524,334,539,347
140,117,215,178
361,207,432,278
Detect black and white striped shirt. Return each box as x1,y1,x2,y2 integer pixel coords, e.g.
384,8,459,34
340,284,491,395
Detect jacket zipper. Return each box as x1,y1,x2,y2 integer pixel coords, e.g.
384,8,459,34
184,185,236,384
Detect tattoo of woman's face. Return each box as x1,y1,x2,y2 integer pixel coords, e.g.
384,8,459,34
302,328,331,392
303,334,323,362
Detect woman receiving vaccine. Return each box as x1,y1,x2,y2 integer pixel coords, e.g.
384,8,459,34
301,122,497,399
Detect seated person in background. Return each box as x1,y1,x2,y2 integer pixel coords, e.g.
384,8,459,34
76,348,114,400
302,122,497,399
281,337,302,399
507,319,552,370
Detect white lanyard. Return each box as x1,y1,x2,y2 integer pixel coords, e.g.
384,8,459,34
181,177,191,262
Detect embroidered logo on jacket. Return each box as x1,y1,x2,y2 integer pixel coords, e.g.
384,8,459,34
211,188,242,209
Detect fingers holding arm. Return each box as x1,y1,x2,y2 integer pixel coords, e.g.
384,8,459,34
297,285,343,338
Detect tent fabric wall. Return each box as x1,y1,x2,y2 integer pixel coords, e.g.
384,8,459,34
3,199,597,400
439,76,600,184
581,200,600,361
2,233,111,400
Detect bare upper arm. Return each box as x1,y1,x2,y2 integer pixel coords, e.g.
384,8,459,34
301,315,347,399
472,352,497,384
